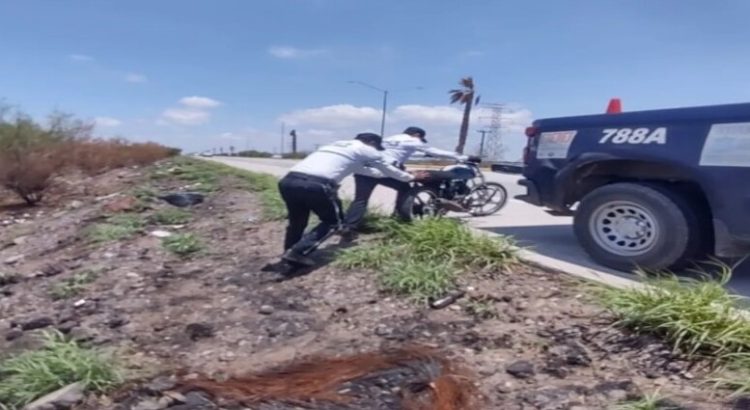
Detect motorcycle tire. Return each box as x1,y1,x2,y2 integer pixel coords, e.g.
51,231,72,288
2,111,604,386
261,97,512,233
397,185,442,222
466,182,508,216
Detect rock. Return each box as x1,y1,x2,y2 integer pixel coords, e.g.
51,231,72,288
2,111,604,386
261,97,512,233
184,391,215,407
107,316,129,329
259,305,275,315
5,329,23,341
132,398,168,410
73,299,87,307
12,236,28,246
593,380,640,402
549,341,592,366
103,195,140,213
506,360,535,379
496,381,514,394
144,375,178,393
68,200,84,209
4,254,24,265
522,386,588,410
21,316,54,331
69,326,96,342
374,324,390,336
41,264,64,277
56,320,79,334
150,230,173,238
654,398,692,410
158,193,205,208
733,396,750,410
24,382,84,410
185,322,214,341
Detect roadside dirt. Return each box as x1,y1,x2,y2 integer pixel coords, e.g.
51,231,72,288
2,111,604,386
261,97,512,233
0,160,740,409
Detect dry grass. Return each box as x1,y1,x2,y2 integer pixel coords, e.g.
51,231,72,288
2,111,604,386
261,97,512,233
0,107,178,206
180,346,479,410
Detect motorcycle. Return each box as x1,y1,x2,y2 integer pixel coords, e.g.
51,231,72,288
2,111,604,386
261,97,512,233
398,156,508,220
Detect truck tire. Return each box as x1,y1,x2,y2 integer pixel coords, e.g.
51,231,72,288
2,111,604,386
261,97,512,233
573,182,702,272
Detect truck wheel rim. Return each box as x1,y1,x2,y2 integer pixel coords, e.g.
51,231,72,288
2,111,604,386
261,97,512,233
589,201,658,256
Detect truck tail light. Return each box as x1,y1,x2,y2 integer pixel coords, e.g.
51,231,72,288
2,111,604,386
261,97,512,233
523,126,538,164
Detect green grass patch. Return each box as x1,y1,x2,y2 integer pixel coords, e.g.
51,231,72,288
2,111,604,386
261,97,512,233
49,270,98,300
0,331,122,408
162,233,202,256
597,262,750,396
150,208,191,225
336,218,516,303
87,214,145,243
614,392,680,410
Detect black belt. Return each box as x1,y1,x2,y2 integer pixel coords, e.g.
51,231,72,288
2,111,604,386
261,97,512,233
286,172,338,188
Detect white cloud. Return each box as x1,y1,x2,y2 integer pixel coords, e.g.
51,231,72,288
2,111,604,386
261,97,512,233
279,104,381,128
268,46,326,59
159,96,222,126
179,96,222,108
161,108,211,125
94,117,122,127
125,73,148,83
276,103,534,159
69,54,94,62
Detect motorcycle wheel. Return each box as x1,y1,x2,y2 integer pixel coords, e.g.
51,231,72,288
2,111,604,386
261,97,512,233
397,186,443,222
466,182,508,216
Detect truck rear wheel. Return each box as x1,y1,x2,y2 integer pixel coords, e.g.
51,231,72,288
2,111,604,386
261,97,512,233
574,182,701,272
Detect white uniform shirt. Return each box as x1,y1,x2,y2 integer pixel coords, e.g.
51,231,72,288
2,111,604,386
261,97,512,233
289,139,413,184
356,133,468,178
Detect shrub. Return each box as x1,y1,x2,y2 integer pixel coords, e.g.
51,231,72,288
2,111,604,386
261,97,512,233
0,116,65,205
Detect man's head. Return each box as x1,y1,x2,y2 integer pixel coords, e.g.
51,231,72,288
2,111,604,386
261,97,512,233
355,132,385,151
403,126,427,142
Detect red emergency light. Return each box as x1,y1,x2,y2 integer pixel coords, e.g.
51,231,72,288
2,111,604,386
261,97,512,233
606,98,622,114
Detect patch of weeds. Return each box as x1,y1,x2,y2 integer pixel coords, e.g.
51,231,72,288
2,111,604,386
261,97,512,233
0,271,20,287
598,262,750,395
87,214,145,243
0,330,122,408
150,208,191,225
336,218,516,302
598,264,750,359
131,186,158,202
49,270,98,300
378,259,458,303
465,295,499,320
162,233,202,257
614,391,681,410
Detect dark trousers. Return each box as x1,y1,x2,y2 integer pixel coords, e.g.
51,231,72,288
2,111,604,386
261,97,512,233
278,173,343,255
343,174,410,228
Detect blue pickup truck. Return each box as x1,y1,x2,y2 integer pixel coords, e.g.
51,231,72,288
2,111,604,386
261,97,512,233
517,101,750,271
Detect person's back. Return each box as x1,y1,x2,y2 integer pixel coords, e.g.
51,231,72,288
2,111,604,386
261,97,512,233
290,139,382,183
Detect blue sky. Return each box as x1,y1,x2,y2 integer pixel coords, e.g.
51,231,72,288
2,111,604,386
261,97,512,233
1,0,749,159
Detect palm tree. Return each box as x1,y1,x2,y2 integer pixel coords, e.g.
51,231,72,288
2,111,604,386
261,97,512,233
449,76,480,154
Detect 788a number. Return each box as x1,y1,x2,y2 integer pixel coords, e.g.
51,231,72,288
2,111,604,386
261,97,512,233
600,128,667,144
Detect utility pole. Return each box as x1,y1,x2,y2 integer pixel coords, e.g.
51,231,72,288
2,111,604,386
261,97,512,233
477,129,490,157
290,129,298,154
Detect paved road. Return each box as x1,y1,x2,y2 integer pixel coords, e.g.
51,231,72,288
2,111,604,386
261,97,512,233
213,157,750,295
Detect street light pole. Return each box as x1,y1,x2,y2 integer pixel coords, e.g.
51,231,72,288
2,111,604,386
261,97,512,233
477,129,489,157
380,90,388,136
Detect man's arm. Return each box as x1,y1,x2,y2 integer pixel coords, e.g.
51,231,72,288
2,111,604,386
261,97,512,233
413,141,468,161
357,145,414,182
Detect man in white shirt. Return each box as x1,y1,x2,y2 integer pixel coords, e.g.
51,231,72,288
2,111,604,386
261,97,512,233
278,133,422,266
342,126,468,231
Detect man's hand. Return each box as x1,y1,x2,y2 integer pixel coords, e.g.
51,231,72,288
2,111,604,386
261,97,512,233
411,170,431,181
